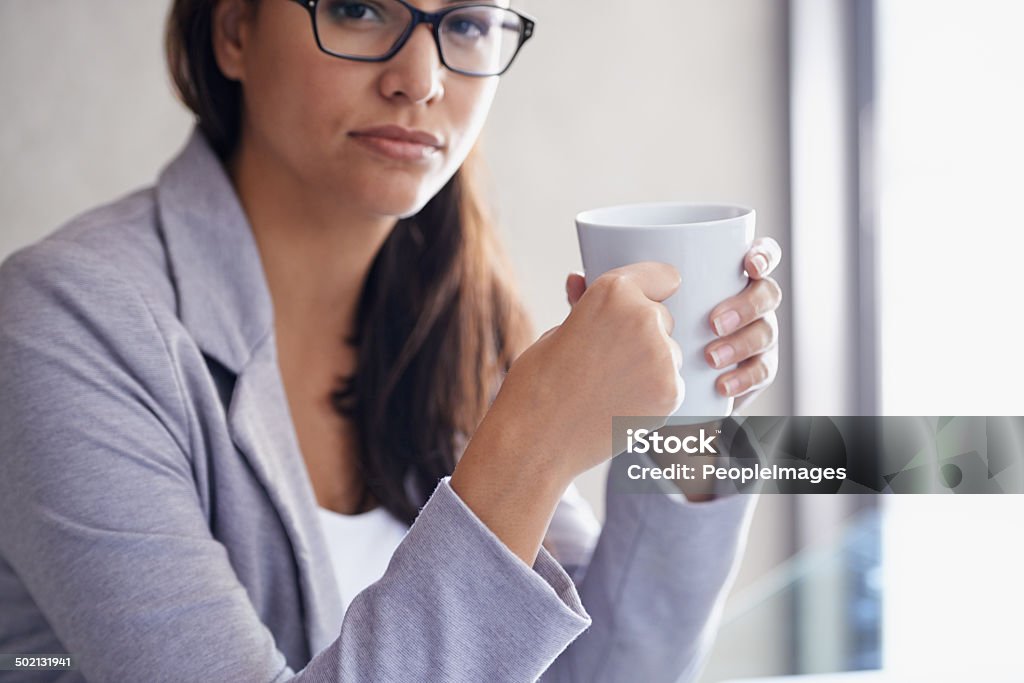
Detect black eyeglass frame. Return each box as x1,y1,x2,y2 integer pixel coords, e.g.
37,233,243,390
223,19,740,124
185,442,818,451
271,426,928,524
288,0,536,77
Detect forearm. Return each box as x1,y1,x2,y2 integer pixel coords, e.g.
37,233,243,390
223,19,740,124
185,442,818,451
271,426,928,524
541,476,758,683
450,404,572,565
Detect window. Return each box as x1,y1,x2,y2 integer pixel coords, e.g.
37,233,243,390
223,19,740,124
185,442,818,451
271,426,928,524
877,0,1024,416
876,2,1024,676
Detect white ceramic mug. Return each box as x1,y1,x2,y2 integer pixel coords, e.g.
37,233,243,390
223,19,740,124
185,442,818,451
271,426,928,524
575,202,755,421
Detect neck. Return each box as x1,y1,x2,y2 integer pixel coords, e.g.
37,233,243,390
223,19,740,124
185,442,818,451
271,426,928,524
227,134,396,354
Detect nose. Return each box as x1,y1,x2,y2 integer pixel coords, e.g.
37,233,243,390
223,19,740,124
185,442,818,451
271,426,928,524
378,24,445,105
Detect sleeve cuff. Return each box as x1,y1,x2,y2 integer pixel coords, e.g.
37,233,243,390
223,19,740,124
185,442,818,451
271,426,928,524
434,475,591,625
326,476,594,682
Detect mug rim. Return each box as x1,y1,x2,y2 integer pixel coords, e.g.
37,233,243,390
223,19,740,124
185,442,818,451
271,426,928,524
576,201,754,229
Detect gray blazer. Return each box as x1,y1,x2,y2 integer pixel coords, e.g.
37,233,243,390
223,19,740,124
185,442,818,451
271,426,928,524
0,128,757,683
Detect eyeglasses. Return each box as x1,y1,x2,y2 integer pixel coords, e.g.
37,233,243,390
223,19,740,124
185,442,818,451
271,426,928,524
288,0,536,77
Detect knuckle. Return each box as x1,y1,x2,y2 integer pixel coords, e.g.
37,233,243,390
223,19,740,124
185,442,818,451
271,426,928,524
739,296,758,323
650,306,671,334
757,318,775,349
587,275,631,312
589,273,620,301
654,372,681,411
662,341,680,370
746,282,770,317
635,304,662,334
606,275,642,311
658,305,675,332
658,372,678,401
763,277,783,307
647,342,671,372
601,272,632,296
751,359,771,385
765,313,780,346
648,347,679,397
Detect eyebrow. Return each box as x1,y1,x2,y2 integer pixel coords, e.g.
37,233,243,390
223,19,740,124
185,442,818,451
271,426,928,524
443,0,510,6
439,0,515,12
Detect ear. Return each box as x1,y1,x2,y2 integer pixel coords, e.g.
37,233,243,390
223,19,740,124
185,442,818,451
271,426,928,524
212,0,253,82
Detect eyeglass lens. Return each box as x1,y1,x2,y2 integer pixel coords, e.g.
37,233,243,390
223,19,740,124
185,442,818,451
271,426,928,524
314,0,525,75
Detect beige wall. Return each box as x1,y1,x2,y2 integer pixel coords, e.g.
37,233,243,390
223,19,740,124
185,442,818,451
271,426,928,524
1,2,794,680
482,0,792,505
0,3,193,252
480,7,796,677
1,0,793,487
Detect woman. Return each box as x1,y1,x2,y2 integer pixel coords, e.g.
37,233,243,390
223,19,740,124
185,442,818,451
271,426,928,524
0,0,783,680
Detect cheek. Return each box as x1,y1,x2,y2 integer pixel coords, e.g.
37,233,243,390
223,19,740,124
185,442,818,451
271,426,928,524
244,40,314,137
444,79,499,166
248,59,376,186
242,12,356,151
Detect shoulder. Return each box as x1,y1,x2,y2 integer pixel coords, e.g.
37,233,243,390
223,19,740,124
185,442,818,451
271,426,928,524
0,186,176,319
0,189,188,438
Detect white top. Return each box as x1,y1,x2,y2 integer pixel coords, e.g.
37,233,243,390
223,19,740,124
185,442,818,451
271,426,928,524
317,504,409,613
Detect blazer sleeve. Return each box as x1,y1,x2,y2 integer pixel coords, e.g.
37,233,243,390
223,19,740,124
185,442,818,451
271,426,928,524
538,460,759,683
0,241,591,683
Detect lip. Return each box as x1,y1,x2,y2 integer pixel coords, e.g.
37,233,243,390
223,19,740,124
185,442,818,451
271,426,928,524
348,125,444,162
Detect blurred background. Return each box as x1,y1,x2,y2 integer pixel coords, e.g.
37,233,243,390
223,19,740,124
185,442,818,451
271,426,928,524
1,0,1022,680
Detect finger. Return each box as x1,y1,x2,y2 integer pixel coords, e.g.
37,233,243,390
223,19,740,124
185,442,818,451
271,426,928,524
565,272,586,307
667,337,683,375
716,350,777,398
709,277,782,337
704,312,778,369
671,341,686,411
600,261,681,302
654,302,674,336
744,237,783,280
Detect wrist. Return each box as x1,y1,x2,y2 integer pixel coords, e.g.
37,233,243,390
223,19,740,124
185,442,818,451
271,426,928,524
450,403,573,565
454,401,573,505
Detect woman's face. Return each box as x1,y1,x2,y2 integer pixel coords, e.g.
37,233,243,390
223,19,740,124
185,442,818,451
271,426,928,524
218,0,504,219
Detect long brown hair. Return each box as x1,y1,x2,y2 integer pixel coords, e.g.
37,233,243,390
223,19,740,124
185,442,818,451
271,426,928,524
166,0,534,525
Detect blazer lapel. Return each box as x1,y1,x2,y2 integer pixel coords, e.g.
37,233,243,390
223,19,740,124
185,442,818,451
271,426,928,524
156,126,345,659
227,334,345,657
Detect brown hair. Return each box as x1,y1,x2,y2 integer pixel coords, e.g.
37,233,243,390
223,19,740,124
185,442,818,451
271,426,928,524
166,0,533,524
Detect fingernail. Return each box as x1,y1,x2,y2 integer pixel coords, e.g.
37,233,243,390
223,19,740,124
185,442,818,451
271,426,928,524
709,344,735,368
752,253,769,276
724,377,741,396
713,310,741,336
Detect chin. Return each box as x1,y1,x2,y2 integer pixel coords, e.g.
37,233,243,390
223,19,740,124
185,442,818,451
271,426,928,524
361,190,432,221
360,176,450,221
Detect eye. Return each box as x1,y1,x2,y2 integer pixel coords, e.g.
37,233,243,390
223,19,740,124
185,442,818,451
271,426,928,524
444,14,492,40
322,0,385,23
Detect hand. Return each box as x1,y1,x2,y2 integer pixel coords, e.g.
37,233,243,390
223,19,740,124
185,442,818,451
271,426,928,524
704,237,783,414
451,262,681,564
565,242,783,418
488,262,685,485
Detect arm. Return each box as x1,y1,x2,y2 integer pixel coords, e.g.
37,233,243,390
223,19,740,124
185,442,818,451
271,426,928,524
0,242,590,683
541,481,602,584
539,461,759,683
